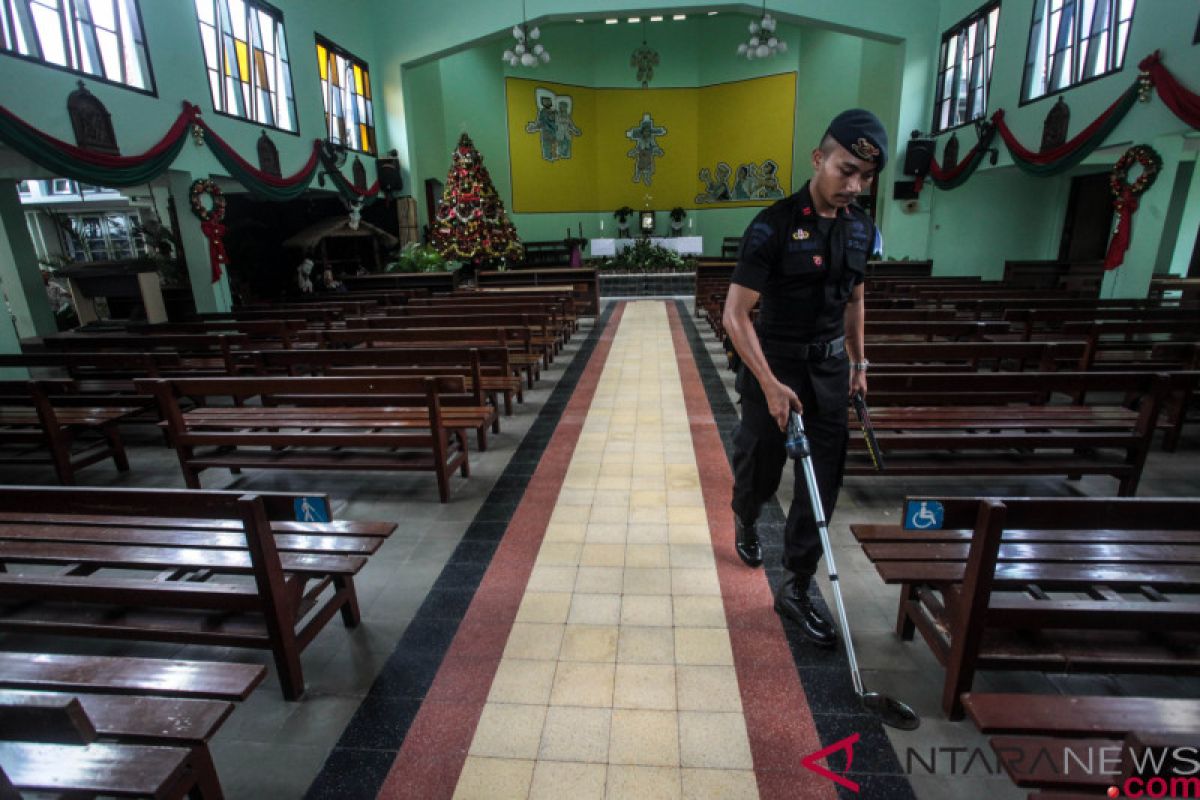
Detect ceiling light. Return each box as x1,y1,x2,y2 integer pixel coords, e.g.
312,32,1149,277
737,2,786,60
672,14,686,20
501,0,550,68
576,18,584,23
650,15,663,22
605,18,618,24
708,11,718,15
628,17,640,23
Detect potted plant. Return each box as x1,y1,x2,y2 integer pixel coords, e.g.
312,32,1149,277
669,207,687,237
613,206,634,238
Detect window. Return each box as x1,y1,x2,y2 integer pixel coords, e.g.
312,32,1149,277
51,178,75,194
194,0,296,132
0,0,154,91
933,2,1001,132
66,211,145,261
1022,0,1136,102
315,35,375,155
17,181,30,194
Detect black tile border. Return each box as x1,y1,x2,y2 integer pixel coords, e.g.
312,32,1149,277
672,300,917,799
304,303,618,800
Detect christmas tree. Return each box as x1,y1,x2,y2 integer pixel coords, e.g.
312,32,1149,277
430,133,523,267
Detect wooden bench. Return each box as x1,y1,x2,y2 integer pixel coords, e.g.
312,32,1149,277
475,267,599,315
866,341,1088,374
137,375,473,501
351,312,562,362
849,371,1168,495
400,299,576,337
0,485,395,699
851,496,1200,719
0,379,138,484
0,651,265,700
962,694,1200,798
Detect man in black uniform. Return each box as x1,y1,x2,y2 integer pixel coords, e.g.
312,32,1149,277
722,109,886,647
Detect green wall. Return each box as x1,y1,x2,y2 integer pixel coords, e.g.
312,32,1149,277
405,14,906,256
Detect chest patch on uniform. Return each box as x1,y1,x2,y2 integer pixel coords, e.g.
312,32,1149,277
792,228,810,241
812,255,824,267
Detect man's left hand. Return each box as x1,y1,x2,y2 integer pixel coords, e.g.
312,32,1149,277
849,370,867,398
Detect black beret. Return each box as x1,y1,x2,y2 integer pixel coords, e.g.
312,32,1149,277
826,108,888,170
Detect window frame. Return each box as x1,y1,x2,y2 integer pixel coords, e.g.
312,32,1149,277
1019,0,1138,106
0,0,158,96
314,33,375,156
193,0,299,135
931,1,1002,134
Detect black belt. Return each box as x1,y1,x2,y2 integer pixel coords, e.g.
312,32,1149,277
762,335,846,361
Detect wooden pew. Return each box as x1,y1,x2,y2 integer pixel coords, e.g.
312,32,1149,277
401,299,575,338
851,496,1200,718
475,267,599,315
866,341,1089,373
137,375,473,501
0,485,395,699
0,379,137,484
0,652,265,700
849,371,1168,496
348,313,561,362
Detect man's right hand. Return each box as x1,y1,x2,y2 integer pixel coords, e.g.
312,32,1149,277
765,381,802,431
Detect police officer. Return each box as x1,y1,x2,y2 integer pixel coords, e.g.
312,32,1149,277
722,109,886,647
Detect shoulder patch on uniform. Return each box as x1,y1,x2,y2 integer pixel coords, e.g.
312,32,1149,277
743,221,774,252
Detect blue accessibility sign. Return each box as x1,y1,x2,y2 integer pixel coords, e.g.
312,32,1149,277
904,500,944,530
294,497,329,523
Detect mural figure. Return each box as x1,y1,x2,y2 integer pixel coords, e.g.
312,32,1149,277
625,112,667,186
525,88,581,162
554,98,581,159
696,159,785,203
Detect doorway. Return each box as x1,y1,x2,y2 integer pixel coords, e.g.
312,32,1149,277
1058,172,1113,261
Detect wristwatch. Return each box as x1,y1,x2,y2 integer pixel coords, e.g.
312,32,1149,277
851,360,870,371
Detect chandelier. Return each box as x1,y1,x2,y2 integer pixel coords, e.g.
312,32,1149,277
502,0,550,67
736,3,787,60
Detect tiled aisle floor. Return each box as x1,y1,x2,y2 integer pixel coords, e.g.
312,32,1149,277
451,301,759,798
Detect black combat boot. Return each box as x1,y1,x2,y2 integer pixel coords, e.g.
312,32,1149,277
734,515,762,567
773,574,837,648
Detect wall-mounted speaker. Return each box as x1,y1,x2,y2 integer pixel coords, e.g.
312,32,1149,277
377,157,404,192
903,139,935,177
893,180,919,200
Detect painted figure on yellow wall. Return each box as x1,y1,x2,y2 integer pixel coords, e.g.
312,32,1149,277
526,89,581,162
626,112,667,186
555,98,581,159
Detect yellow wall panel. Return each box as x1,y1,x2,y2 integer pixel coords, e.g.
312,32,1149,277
506,73,795,213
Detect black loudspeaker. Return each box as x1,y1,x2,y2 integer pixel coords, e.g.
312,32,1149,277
893,181,919,200
377,157,403,192
903,138,935,177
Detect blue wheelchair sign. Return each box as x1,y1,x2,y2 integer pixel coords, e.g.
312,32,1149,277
904,500,944,530
294,497,329,523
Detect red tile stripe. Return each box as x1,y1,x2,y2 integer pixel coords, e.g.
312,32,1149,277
665,301,837,800
376,302,627,800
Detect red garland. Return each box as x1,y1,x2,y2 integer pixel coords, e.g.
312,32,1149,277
0,101,198,168
200,218,228,282
992,86,1132,165
1139,51,1200,129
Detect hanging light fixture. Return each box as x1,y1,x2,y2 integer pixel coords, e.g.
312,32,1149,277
502,0,550,67
631,20,659,88
736,2,787,60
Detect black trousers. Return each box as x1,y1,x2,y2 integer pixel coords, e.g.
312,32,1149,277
730,357,849,578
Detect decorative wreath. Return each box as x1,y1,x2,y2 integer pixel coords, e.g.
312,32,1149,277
189,178,226,223
1110,145,1162,199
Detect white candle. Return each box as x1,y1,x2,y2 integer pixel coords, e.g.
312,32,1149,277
688,217,693,229
600,219,604,231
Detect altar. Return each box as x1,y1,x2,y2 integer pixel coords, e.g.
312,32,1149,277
590,236,703,257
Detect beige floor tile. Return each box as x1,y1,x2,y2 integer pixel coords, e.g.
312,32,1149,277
468,703,547,759
632,462,666,477
667,489,705,508
623,567,672,595
544,522,587,543
527,565,578,593
589,505,630,524
671,568,722,596
668,524,711,545
581,542,626,567
585,523,627,544
668,507,708,525
452,756,534,800
609,709,680,767
606,765,682,800
593,489,631,508
681,768,759,800
551,661,615,707
569,593,622,626
537,542,582,567
539,706,612,763
627,524,669,544
617,626,675,664
678,712,754,770
515,592,573,624
502,622,565,661
674,628,735,666
672,596,727,628
597,475,632,491
676,666,743,713
631,490,667,508
625,543,671,568
620,594,674,627
559,488,595,506
576,566,625,594
629,506,669,525
559,624,619,662
551,505,592,524
599,462,633,478
669,544,716,569
529,761,607,800
613,663,677,710
487,658,557,705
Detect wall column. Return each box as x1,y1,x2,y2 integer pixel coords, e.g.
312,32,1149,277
158,170,232,313
0,180,57,338
1166,153,1200,277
